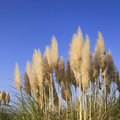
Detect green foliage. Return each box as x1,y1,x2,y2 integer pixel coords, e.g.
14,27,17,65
0,91,120,120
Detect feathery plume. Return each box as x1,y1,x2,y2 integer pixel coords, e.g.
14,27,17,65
81,37,92,120
51,36,59,68
37,50,43,87
44,46,52,68
69,27,84,71
93,32,106,80
31,59,40,99
31,50,42,100
81,35,91,91
30,65,37,90
26,61,33,88
32,49,43,87
95,32,106,70
14,63,22,91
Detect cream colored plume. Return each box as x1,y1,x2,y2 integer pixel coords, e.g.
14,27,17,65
69,27,84,71
44,46,52,68
30,62,39,91
14,63,22,91
26,61,32,87
51,36,59,68
32,49,43,87
95,32,106,69
81,35,91,91
30,51,38,89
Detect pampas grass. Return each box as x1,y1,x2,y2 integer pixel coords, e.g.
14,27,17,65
14,63,22,91
33,49,43,88
70,27,84,74
95,32,106,70
81,35,91,91
51,36,59,68
1,27,120,120
44,46,52,69
81,36,92,120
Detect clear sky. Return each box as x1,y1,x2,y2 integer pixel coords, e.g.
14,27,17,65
0,0,120,92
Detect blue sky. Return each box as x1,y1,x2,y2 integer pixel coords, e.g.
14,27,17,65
0,0,120,92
